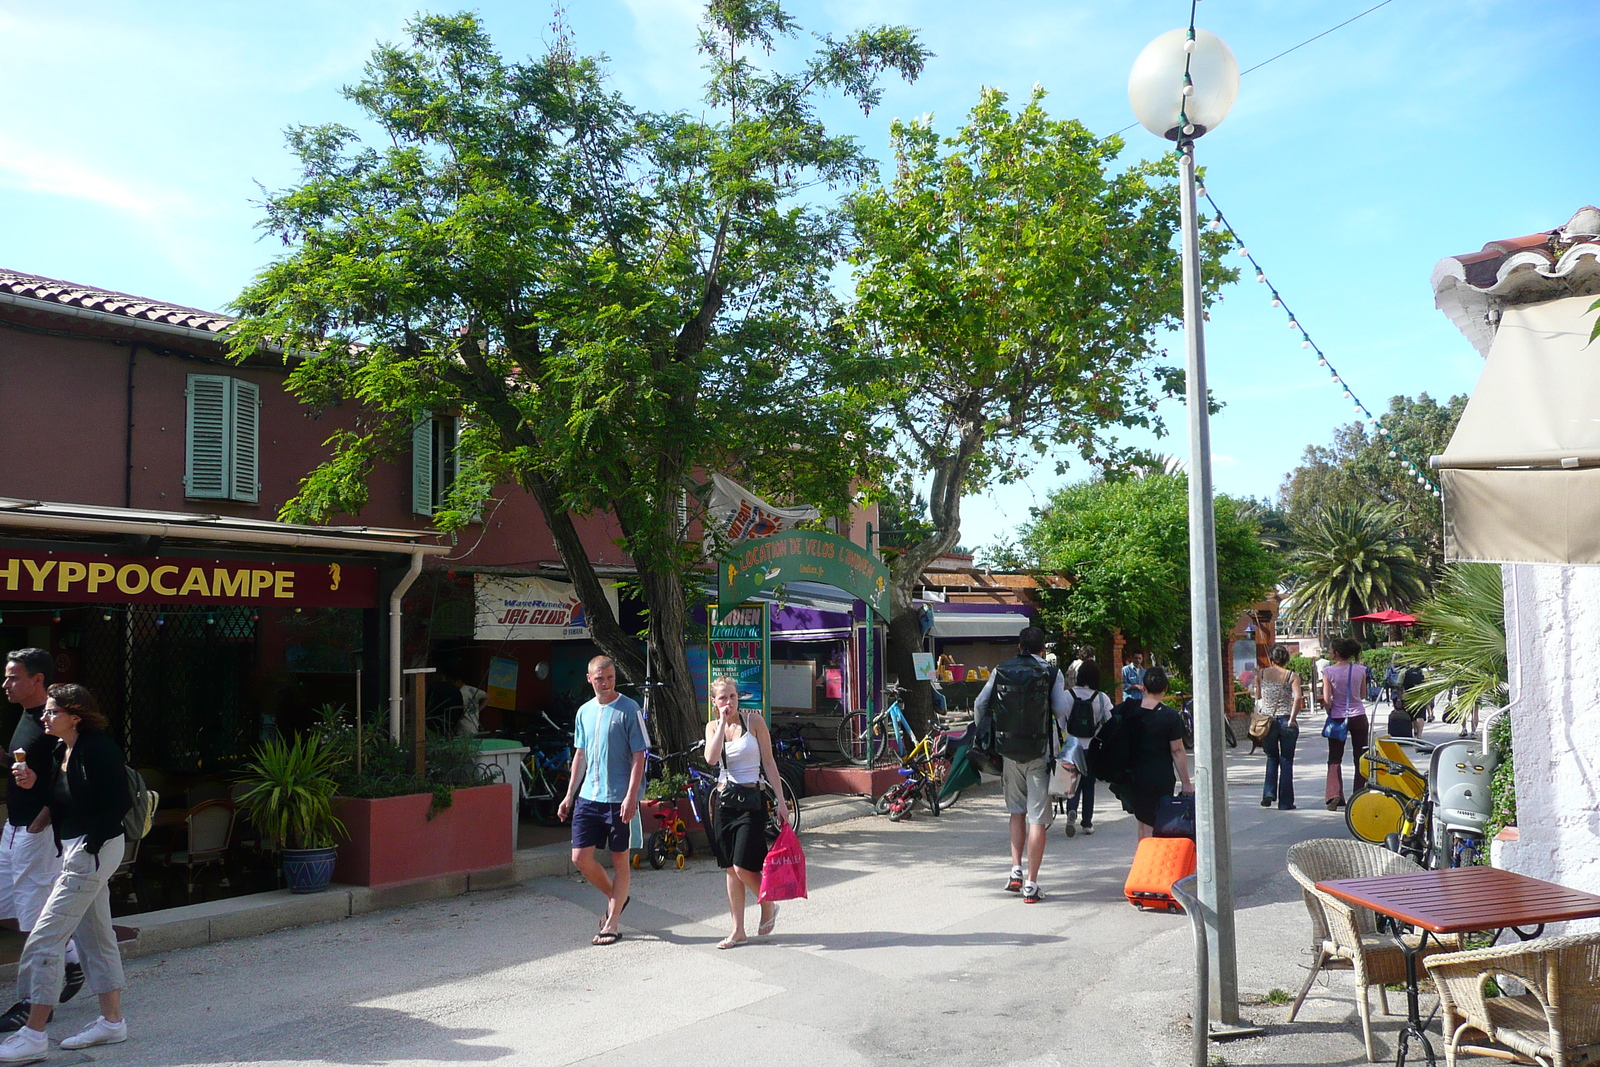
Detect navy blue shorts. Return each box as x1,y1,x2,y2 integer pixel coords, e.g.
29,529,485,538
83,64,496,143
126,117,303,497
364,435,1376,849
571,798,629,853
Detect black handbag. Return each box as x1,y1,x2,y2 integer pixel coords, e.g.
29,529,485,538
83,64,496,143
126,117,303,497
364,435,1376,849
1153,793,1196,839
719,781,765,814
716,712,767,814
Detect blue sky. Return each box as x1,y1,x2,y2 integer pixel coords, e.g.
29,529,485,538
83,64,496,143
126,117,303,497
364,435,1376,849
3,1,1597,551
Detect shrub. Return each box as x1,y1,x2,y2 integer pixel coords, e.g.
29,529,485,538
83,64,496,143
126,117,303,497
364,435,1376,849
1486,710,1516,844
308,703,496,819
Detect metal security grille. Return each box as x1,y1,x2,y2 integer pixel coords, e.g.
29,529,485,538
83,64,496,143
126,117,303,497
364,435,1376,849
78,606,259,774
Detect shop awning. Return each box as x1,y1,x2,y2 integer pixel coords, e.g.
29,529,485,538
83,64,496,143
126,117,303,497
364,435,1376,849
1432,294,1600,564
929,608,1031,640
770,604,852,641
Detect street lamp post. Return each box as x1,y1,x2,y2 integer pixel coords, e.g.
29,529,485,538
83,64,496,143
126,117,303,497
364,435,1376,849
1129,26,1242,1027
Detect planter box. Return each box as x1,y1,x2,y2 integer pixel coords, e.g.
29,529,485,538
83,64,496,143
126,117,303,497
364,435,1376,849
641,797,702,833
333,784,514,889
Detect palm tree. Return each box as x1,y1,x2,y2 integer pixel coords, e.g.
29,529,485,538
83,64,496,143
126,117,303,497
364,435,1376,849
1397,562,1507,724
1283,502,1427,637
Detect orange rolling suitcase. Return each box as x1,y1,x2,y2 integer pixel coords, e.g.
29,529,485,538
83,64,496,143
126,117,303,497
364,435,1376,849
1124,836,1196,913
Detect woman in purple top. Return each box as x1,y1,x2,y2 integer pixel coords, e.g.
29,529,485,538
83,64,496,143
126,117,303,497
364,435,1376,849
1320,637,1372,810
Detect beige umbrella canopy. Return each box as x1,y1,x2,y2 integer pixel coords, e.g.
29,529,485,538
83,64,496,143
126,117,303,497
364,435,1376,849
1430,208,1600,565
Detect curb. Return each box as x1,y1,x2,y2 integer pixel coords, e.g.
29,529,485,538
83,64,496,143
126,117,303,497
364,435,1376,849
63,788,893,970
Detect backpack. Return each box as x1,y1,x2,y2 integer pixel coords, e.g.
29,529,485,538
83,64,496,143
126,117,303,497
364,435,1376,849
989,656,1058,762
1384,664,1401,688
1088,699,1143,788
1401,666,1425,690
122,766,158,842
1066,691,1100,739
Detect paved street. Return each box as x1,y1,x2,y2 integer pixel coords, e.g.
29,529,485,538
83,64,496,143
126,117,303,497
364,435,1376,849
79,716,1455,1067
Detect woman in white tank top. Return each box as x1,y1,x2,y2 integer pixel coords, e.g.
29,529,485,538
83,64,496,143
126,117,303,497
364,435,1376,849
704,676,788,948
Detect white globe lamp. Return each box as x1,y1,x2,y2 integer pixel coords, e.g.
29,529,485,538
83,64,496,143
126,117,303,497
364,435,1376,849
1128,28,1239,141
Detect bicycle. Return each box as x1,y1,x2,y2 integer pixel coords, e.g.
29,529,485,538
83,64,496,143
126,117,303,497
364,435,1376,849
1179,698,1238,752
837,684,919,765
771,720,823,764
1345,752,1436,867
649,743,801,854
518,712,574,826
872,722,958,819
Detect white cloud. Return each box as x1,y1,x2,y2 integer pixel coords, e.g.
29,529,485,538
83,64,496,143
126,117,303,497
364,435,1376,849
0,135,200,221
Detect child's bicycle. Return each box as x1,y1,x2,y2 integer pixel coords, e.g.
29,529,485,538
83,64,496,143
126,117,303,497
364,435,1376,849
642,794,696,870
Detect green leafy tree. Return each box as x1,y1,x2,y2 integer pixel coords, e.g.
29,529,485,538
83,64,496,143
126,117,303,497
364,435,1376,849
1283,502,1428,639
1279,393,1465,574
1024,474,1278,672
846,87,1236,729
228,11,928,753
1397,562,1507,723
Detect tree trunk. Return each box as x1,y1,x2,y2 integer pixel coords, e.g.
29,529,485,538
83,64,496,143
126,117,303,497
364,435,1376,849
883,423,984,737
634,564,700,760
886,609,932,734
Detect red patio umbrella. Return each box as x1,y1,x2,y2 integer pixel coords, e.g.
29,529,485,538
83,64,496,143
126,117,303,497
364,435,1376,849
1348,608,1418,626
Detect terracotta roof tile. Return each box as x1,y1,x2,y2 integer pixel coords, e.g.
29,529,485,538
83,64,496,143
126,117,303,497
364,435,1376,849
0,268,235,335
1431,207,1600,356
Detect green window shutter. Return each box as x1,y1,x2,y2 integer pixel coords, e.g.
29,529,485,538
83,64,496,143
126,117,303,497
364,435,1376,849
230,379,261,503
185,374,231,499
412,412,434,516
453,416,483,523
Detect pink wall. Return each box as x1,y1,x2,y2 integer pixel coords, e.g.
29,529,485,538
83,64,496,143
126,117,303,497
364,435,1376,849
0,326,627,569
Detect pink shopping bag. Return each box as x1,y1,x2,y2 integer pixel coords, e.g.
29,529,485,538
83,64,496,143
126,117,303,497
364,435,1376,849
759,825,808,902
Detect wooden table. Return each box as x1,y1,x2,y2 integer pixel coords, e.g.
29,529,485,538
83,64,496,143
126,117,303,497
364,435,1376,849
1318,866,1600,1067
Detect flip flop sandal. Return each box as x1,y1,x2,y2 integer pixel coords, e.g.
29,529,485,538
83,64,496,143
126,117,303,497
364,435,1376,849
758,903,780,937
717,936,747,950
593,930,621,946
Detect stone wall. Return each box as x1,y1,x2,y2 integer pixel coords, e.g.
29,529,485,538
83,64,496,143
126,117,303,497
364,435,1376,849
1499,563,1600,931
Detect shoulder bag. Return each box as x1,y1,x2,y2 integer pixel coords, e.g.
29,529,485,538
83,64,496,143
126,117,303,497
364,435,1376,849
717,713,766,814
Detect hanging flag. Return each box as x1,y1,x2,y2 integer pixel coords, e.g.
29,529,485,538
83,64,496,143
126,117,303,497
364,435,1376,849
707,473,820,542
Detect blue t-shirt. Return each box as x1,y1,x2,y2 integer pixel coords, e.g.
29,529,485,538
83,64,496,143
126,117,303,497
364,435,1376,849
573,693,647,804
1122,663,1145,694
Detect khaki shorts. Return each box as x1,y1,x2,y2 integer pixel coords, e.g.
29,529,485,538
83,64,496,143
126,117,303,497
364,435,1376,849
1003,756,1055,827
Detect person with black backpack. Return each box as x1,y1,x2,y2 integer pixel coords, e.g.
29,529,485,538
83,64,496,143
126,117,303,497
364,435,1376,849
1060,661,1113,839
1390,664,1427,738
972,627,1070,904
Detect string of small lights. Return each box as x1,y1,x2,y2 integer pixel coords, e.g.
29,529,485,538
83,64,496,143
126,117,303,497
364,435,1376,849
1196,187,1444,499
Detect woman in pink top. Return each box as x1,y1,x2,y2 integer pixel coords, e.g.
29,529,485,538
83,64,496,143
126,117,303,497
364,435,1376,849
1320,637,1372,810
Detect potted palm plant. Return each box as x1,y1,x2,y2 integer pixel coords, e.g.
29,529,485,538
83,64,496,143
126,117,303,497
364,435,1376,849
236,733,347,894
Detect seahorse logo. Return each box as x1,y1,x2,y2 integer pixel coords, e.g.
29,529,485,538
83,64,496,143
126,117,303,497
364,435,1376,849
328,563,342,591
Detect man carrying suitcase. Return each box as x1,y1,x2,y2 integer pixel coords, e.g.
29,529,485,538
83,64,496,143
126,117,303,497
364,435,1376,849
973,627,1070,903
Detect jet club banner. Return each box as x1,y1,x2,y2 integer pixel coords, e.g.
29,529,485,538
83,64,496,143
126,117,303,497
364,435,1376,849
474,575,621,641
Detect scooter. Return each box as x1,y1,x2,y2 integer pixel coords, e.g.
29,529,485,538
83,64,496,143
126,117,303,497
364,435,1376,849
1427,735,1498,868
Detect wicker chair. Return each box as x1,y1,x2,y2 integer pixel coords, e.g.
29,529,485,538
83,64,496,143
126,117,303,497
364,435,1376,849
1286,838,1463,1061
1424,933,1600,1066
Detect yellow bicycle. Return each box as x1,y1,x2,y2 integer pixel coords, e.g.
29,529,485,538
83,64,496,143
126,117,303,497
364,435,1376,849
1344,737,1429,847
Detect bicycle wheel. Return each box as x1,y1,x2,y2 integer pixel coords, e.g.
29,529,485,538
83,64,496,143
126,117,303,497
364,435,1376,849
647,830,668,870
922,777,941,817
781,777,801,834
836,711,873,765
875,782,909,816
1345,787,1409,844
1449,831,1480,868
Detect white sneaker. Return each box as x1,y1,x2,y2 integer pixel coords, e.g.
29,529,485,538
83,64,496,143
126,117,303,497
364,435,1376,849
60,1016,127,1050
0,1026,47,1064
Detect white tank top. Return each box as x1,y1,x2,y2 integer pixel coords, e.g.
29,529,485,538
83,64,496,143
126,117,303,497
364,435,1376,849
718,714,762,785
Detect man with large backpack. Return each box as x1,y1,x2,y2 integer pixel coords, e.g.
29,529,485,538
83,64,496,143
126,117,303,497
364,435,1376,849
973,627,1070,903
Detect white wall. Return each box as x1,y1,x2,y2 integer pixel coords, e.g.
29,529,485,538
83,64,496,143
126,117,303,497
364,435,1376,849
1500,563,1600,930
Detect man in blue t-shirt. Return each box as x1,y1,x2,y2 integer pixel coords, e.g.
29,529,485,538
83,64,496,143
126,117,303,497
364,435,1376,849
558,655,647,946
1121,653,1146,702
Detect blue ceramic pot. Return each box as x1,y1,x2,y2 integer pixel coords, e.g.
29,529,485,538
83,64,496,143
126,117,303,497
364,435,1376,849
282,846,338,894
